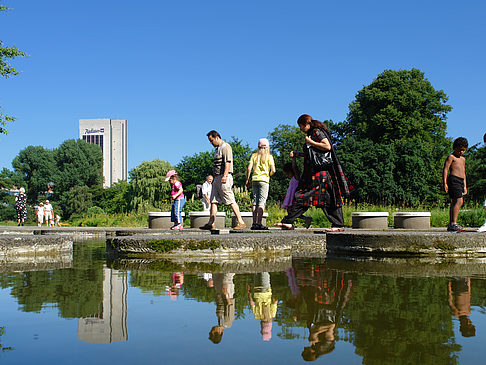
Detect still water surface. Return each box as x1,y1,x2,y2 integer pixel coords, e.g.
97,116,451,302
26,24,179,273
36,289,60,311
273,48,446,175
1,239,486,364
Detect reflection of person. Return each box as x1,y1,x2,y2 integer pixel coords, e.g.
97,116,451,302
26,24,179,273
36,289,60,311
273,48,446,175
201,175,213,211
15,187,27,226
36,202,45,227
443,137,468,232
248,272,278,341
292,262,353,361
448,277,476,337
275,115,352,231
166,272,184,301
209,273,235,344
245,138,276,230
165,170,185,231
200,131,246,230
44,200,54,227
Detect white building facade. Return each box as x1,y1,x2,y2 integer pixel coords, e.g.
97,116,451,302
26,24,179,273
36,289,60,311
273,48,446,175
79,119,127,188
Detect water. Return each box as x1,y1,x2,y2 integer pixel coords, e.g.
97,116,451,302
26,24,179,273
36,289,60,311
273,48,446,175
1,239,486,364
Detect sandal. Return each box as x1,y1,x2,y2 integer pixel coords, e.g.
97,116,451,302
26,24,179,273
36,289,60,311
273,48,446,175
325,227,344,232
199,223,215,230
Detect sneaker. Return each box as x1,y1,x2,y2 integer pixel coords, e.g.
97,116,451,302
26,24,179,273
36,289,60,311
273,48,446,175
170,224,181,230
447,223,465,232
250,223,260,230
477,224,486,232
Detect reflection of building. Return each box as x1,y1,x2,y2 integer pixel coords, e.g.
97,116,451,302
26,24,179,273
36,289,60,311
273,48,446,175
78,268,128,343
79,118,127,188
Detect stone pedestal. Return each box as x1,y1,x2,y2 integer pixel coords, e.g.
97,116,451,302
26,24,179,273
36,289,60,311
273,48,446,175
231,212,268,228
351,212,389,229
189,211,226,229
393,212,431,229
148,212,185,229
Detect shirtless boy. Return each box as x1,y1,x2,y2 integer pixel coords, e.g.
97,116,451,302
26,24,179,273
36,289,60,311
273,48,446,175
443,137,468,232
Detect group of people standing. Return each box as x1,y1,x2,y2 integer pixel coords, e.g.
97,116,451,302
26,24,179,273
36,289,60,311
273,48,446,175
35,200,58,227
13,188,58,227
165,114,353,231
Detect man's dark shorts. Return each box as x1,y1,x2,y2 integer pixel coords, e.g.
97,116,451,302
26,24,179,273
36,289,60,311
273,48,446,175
448,175,464,199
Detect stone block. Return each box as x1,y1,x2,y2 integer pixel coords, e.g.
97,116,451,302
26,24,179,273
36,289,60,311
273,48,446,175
189,211,226,229
148,212,185,229
351,212,389,229
393,212,431,229
231,212,268,228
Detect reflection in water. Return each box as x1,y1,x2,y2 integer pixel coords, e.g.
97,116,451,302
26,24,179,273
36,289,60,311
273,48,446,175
165,272,184,300
78,267,128,343
248,272,278,341
209,273,235,344
4,240,486,364
448,277,476,337
292,262,353,361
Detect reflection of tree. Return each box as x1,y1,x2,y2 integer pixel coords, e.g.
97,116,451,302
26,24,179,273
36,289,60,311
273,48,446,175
0,326,13,355
0,241,104,318
346,276,461,365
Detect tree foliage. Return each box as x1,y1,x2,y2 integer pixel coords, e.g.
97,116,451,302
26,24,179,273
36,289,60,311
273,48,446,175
334,69,452,205
0,4,28,134
59,185,93,218
11,146,56,202
129,159,173,211
466,142,486,202
54,139,103,193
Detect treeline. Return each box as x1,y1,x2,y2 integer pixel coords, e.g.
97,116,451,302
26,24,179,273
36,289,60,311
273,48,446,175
1,68,485,222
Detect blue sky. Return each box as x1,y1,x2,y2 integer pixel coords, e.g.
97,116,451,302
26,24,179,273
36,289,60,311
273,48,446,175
1,0,485,173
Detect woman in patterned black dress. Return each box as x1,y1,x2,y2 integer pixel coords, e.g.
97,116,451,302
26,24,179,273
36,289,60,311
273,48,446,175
15,187,27,226
276,114,353,231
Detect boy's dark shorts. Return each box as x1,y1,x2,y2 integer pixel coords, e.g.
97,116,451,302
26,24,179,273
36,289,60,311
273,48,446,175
448,175,464,199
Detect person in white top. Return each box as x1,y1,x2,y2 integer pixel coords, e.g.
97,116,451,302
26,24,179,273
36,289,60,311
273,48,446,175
201,175,213,211
44,200,54,227
36,202,45,227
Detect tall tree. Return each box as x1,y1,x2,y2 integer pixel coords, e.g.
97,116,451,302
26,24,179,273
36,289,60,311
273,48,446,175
129,159,173,211
11,146,56,202
334,69,452,205
54,139,103,194
0,3,28,134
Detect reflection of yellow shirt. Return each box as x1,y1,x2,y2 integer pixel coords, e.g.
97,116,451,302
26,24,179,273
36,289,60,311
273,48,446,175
250,154,275,183
251,289,277,320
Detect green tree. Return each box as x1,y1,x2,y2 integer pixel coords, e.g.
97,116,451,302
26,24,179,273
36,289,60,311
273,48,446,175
129,159,172,211
54,139,103,194
466,142,486,202
0,167,23,188
334,69,452,205
0,3,28,134
101,180,131,214
11,146,56,202
59,185,93,218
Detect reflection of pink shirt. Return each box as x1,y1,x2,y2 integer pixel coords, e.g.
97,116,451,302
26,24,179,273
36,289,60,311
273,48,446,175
171,181,184,200
282,177,298,209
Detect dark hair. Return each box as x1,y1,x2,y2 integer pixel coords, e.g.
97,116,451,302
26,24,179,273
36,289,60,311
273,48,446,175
453,137,468,149
483,133,486,144
207,130,221,139
297,114,330,134
283,162,293,174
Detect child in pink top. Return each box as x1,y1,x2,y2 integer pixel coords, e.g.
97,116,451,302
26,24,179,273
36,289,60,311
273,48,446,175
165,170,185,230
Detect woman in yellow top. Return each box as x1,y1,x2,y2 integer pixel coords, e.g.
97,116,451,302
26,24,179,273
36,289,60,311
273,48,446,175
245,138,276,230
